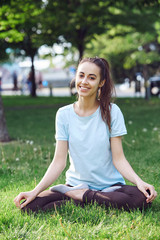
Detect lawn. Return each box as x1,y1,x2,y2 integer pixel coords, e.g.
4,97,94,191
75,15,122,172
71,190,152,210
0,96,160,240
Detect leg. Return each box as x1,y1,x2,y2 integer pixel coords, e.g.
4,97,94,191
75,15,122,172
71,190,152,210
22,190,71,213
83,185,150,211
43,199,84,211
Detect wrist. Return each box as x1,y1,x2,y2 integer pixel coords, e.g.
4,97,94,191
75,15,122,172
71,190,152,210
32,187,41,197
135,178,144,187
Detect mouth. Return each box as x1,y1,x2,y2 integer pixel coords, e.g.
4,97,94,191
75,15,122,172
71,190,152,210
79,86,90,90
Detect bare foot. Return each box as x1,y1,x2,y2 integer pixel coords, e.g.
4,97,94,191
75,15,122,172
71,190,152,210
65,189,88,201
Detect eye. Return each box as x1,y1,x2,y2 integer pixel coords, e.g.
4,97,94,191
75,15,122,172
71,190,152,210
89,76,95,80
79,74,84,78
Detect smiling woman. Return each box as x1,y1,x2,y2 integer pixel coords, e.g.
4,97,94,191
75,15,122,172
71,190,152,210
14,57,157,213
76,62,101,96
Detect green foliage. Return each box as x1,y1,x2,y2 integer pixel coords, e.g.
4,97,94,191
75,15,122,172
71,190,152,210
0,96,160,239
0,0,160,84
0,0,42,43
85,1,160,82
124,50,160,69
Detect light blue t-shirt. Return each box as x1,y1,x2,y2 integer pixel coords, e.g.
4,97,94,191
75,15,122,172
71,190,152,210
55,103,127,190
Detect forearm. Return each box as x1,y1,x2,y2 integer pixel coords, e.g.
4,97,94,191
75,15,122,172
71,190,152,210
32,160,66,196
111,137,157,203
14,140,68,209
113,157,143,185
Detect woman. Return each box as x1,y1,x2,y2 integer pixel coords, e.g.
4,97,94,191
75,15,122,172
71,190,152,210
14,57,157,212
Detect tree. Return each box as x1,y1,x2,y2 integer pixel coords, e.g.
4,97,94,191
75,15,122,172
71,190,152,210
0,0,44,142
45,0,131,60
0,96,10,142
0,0,48,97
59,0,160,61
85,0,160,99
0,0,159,96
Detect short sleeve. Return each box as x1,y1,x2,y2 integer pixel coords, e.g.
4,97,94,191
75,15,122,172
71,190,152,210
110,104,127,138
55,109,69,141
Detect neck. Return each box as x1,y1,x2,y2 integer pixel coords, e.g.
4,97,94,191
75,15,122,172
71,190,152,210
78,96,99,109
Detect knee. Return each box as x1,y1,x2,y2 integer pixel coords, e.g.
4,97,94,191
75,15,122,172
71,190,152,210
21,202,38,213
21,197,42,213
132,188,151,211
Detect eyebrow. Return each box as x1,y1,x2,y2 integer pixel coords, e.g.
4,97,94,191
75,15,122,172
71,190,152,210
79,72,97,77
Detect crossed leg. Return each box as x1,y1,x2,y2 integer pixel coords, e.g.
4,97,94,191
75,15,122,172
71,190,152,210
22,185,150,213
82,185,150,211
22,190,83,213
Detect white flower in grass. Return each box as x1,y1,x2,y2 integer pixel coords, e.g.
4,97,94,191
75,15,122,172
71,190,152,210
128,121,133,125
16,158,20,161
132,140,135,143
142,128,147,132
26,140,30,144
34,148,37,152
153,127,158,131
30,141,34,145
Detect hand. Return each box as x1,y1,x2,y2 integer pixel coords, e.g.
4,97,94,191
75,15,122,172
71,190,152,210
137,181,157,203
14,190,37,209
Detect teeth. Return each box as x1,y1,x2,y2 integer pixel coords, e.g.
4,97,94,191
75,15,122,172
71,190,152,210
80,87,88,90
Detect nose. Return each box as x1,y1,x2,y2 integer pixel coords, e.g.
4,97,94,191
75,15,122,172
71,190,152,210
81,77,88,84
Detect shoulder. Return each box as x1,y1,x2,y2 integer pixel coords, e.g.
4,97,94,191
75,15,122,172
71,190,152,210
110,103,127,137
56,104,73,121
110,103,125,124
110,103,123,115
57,104,73,115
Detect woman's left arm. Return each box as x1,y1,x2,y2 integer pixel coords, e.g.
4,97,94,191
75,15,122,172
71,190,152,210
111,136,157,203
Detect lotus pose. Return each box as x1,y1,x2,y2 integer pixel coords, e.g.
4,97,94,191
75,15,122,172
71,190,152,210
14,57,157,212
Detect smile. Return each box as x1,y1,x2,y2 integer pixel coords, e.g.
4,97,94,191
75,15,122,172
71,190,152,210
79,86,90,90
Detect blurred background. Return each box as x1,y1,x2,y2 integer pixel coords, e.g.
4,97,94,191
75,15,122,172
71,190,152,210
0,0,160,99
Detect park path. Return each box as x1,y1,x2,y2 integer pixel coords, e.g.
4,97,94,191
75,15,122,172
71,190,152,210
1,84,145,98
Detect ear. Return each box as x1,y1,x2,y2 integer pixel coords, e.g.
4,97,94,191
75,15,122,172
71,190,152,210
99,79,106,88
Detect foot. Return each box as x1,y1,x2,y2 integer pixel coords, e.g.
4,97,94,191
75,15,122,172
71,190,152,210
50,183,89,201
65,188,88,201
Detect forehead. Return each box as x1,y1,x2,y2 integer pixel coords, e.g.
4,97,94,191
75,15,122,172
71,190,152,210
77,62,100,75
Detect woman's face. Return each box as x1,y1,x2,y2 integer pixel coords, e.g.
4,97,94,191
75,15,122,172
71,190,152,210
76,62,102,98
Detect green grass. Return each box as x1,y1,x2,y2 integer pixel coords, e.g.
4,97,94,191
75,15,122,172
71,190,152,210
0,96,160,240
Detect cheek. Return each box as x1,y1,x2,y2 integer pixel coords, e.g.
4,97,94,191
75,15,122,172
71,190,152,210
75,75,82,83
75,77,80,88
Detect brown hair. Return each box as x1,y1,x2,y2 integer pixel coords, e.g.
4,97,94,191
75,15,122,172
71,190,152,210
77,57,115,131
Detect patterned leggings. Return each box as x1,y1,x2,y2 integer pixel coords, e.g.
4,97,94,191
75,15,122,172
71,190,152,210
22,185,150,213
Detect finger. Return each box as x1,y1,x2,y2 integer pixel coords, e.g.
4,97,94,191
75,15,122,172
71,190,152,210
14,194,25,208
141,188,150,199
20,199,30,209
149,190,157,202
146,189,157,203
14,196,17,202
14,200,21,208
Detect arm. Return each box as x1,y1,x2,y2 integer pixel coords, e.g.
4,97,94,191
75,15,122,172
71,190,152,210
14,140,68,208
111,136,157,203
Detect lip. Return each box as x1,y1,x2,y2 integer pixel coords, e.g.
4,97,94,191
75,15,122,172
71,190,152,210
79,86,90,90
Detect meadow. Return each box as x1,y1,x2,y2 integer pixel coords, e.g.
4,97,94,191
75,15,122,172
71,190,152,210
0,96,160,240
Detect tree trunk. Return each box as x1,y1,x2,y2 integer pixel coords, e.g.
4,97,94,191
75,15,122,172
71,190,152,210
0,95,10,142
78,42,84,60
143,64,150,100
30,54,36,97
77,29,86,61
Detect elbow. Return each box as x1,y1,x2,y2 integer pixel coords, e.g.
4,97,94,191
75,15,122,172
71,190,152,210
112,158,118,168
112,155,125,168
62,161,67,171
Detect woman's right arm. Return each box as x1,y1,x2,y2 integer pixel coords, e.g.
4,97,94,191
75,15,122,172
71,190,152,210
14,140,68,208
